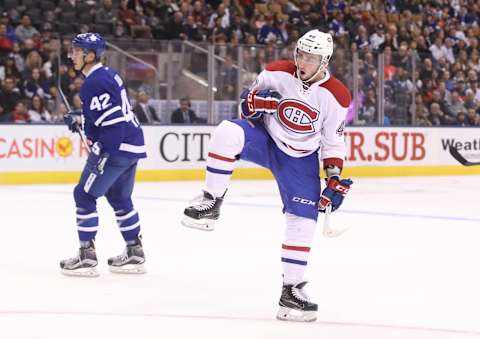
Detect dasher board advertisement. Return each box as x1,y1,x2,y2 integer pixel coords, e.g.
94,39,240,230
0,125,479,184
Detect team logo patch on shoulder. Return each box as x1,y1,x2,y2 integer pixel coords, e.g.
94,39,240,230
277,99,320,133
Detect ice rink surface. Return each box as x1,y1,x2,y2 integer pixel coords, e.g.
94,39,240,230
1,175,479,339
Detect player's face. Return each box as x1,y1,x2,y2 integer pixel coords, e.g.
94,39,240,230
68,47,85,71
295,49,322,81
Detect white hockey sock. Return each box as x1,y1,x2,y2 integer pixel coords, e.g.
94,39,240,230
281,213,317,285
205,120,245,197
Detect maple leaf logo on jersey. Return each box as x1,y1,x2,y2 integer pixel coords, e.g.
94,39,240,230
277,99,320,133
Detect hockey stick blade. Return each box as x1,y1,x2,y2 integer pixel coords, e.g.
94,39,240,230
323,205,350,238
449,146,480,166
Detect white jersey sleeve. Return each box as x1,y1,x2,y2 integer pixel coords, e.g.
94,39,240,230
320,96,347,160
317,78,350,170
249,70,272,91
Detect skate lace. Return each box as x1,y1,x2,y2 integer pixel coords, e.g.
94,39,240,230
292,287,310,303
190,194,216,211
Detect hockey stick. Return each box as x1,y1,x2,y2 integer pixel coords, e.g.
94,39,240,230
323,204,350,238
57,86,91,153
449,146,480,166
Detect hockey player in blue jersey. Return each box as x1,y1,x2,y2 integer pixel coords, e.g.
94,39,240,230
60,33,147,277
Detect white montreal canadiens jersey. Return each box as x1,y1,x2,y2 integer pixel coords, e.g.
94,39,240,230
81,63,146,159
250,60,350,159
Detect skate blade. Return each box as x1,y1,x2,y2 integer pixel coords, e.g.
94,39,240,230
276,307,317,322
109,263,147,274
61,267,99,277
181,215,215,231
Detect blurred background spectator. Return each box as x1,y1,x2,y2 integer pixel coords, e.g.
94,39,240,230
28,94,52,123
216,54,237,100
171,97,205,123
134,90,161,124
11,101,29,123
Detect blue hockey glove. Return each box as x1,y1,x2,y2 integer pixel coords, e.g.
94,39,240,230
318,176,353,212
63,110,82,133
240,89,282,119
86,142,110,176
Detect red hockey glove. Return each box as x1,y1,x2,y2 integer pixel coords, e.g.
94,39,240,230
240,89,282,119
318,176,353,212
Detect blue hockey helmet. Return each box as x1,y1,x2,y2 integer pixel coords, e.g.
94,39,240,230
71,33,106,60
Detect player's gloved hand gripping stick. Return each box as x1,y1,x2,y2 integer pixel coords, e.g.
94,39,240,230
240,89,282,119
319,176,353,237
88,142,109,176
63,109,83,133
84,141,110,192
58,86,91,154
58,86,109,190
318,176,352,212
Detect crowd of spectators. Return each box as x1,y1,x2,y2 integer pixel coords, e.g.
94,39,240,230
348,2,480,126
0,0,479,126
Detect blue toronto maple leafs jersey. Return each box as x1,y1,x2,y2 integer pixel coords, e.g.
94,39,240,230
80,63,146,159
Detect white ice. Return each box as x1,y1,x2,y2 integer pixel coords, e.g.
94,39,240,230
1,176,479,339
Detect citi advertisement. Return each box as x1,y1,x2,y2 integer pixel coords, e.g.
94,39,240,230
0,125,479,178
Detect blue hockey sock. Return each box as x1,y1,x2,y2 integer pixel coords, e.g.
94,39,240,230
76,208,99,242
115,209,141,242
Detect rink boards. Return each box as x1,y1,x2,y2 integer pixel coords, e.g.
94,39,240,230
0,125,479,184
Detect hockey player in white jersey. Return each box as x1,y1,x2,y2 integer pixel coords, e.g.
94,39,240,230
182,29,353,322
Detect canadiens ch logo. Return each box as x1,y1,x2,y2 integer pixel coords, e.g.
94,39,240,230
277,99,320,133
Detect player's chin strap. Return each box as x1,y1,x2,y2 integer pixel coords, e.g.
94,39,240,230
294,50,328,86
77,51,87,74
296,63,325,85
79,49,95,75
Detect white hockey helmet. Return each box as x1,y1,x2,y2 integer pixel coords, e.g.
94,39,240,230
295,29,334,82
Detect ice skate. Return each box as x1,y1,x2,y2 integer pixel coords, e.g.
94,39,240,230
60,240,99,277
108,238,146,274
182,191,224,231
276,281,318,322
